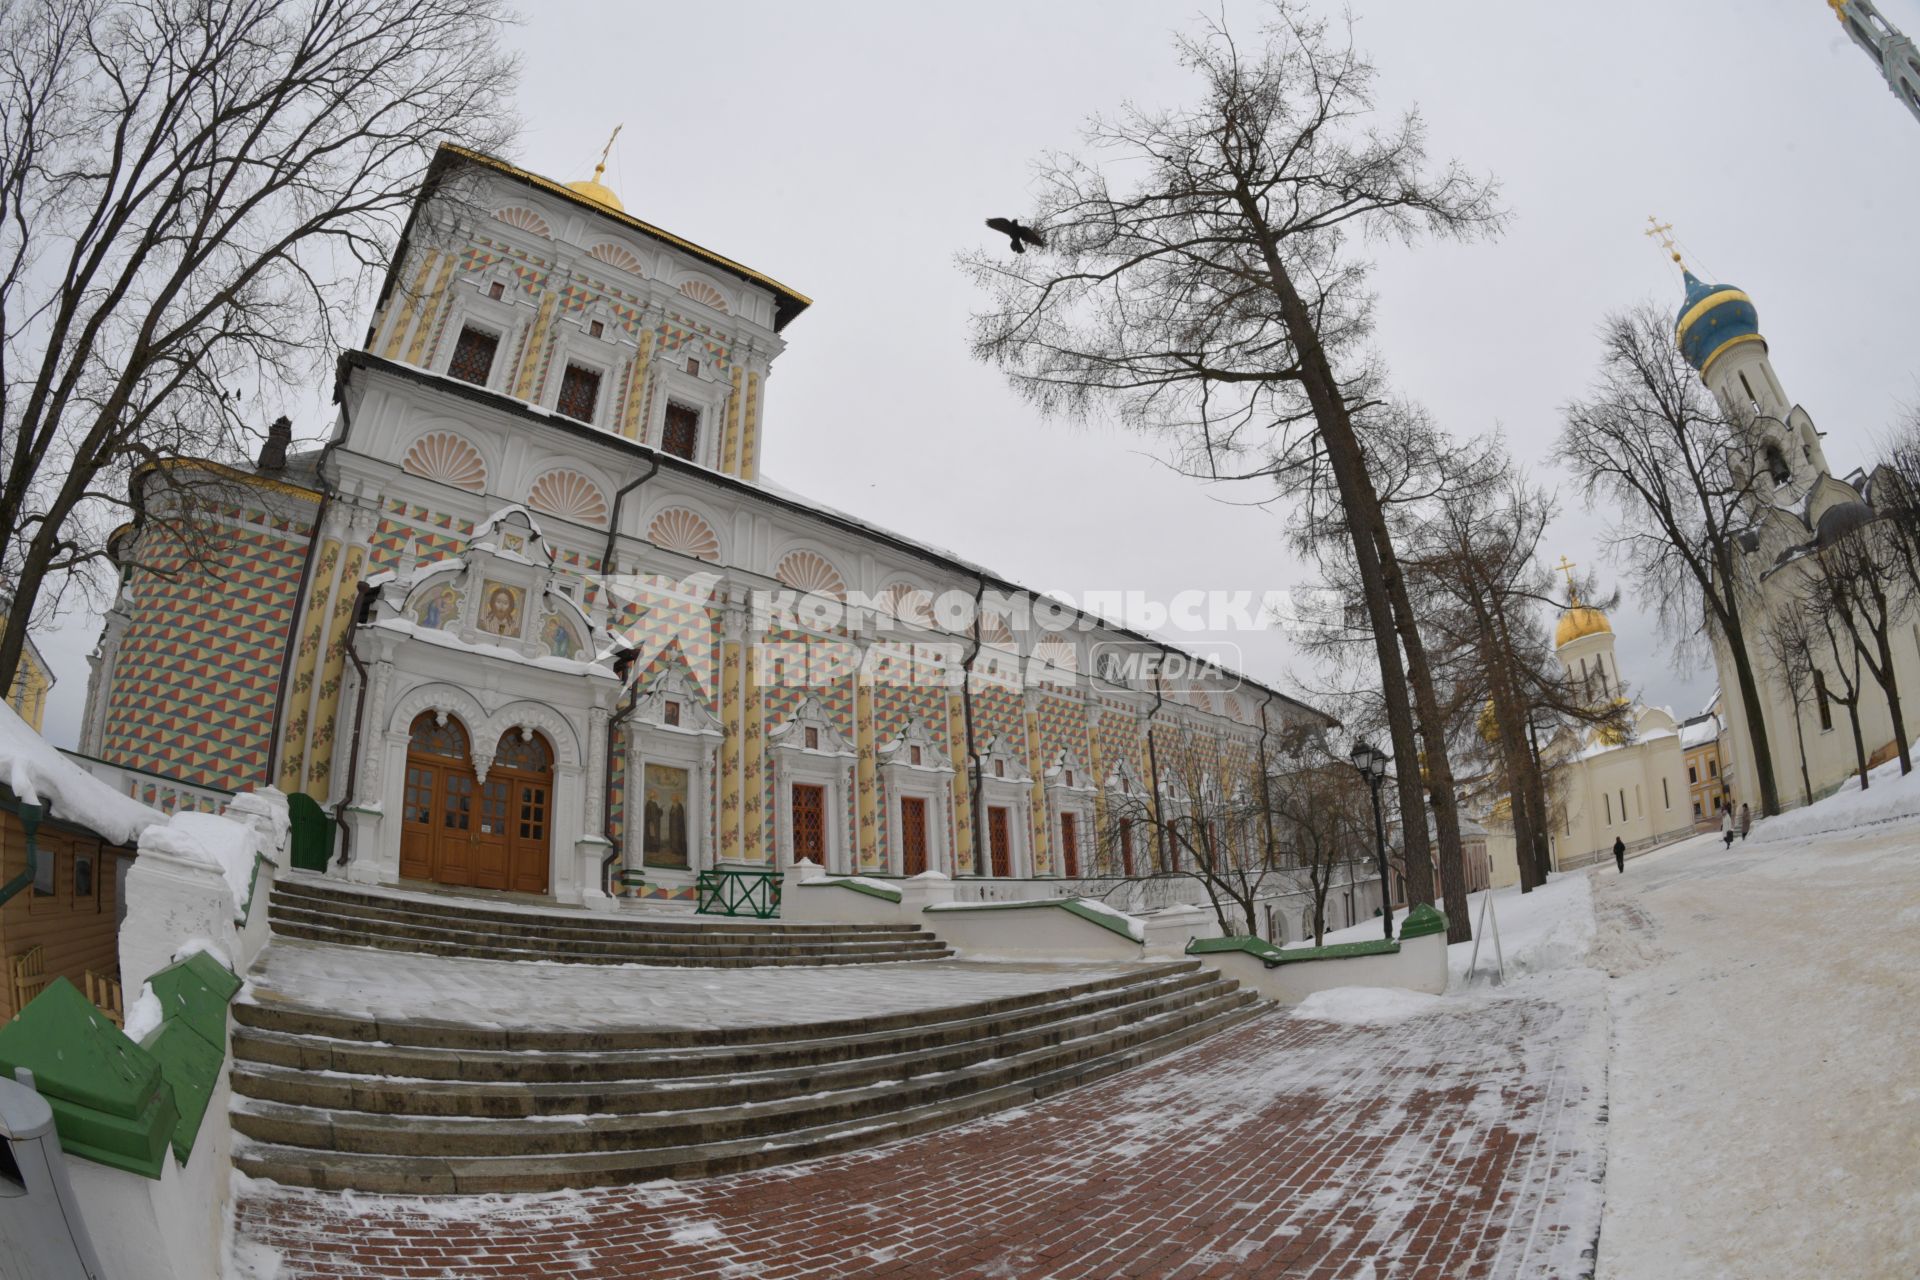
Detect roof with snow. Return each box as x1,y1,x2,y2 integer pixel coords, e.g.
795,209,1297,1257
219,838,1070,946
0,700,162,845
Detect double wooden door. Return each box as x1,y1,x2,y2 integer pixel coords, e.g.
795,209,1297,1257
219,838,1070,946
900,796,929,876
987,805,1012,878
400,714,552,895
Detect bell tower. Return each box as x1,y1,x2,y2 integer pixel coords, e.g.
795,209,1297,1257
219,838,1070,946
1647,218,1829,505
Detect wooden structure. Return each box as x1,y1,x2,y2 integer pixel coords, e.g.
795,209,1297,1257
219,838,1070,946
2,798,135,1021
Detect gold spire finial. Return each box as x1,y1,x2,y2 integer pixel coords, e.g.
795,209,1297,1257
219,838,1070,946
593,124,623,181
1644,215,1685,269
1829,0,1848,24
1554,555,1581,605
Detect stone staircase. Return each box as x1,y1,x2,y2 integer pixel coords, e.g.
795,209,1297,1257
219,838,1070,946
267,875,954,967
229,959,1265,1193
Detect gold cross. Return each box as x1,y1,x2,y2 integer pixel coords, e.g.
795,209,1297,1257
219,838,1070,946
593,124,624,181
1553,555,1582,605
1644,215,1684,267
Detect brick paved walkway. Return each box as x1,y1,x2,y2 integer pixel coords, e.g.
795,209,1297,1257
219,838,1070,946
231,978,1607,1280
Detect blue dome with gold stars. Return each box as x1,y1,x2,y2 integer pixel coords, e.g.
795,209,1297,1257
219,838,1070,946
1675,270,1763,375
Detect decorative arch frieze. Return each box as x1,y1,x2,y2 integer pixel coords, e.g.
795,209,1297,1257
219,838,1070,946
493,206,552,238
676,278,730,314
587,242,646,276
774,549,848,601
387,683,488,741
479,701,583,777
647,506,722,562
526,468,610,525
402,429,489,493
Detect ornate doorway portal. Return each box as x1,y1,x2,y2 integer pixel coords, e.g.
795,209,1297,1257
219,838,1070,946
399,714,552,895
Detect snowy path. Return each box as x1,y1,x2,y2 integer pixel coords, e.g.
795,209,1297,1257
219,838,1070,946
1592,826,1920,1279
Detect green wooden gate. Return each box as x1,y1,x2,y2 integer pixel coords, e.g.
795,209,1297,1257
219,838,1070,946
287,793,333,872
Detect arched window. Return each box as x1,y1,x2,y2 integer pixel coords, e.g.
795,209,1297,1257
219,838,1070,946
494,730,551,775
409,713,468,759
1763,444,1790,485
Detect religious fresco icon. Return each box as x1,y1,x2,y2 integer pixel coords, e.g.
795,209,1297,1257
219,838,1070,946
540,613,580,659
643,763,691,869
478,581,525,638
413,585,462,631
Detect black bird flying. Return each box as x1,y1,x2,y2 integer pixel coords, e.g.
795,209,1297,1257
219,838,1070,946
985,217,1045,254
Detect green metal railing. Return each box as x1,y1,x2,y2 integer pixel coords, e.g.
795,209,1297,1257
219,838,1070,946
696,867,782,919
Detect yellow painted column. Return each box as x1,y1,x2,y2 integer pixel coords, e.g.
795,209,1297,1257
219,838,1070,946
379,251,439,360
721,366,744,477
1025,700,1048,875
855,660,879,871
740,371,762,482
514,293,556,400
945,688,972,874
742,631,766,865
276,540,341,793
302,545,366,798
404,256,456,367
719,636,744,864
621,331,653,441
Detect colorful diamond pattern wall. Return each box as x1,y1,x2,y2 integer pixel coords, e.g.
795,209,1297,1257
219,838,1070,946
102,510,310,790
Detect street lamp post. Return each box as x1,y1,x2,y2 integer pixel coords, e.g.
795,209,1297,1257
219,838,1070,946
1349,741,1395,941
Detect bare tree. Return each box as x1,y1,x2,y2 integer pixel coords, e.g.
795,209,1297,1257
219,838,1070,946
962,3,1502,912
0,0,518,688
1558,304,1784,815
1757,601,1819,807
1809,568,1874,790
1398,437,1632,891
1814,516,1912,775
1263,725,1372,946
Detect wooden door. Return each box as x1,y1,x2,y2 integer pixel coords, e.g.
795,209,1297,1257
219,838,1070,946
900,796,929,876
1060,811,1080,877
491,731,552,895
792,784,826,864
472,778,511,890
987,806,1012,878
402,714,478,887
1119,818,1135,878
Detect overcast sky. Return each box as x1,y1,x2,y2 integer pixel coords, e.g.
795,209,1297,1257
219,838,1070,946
38,0,1920,750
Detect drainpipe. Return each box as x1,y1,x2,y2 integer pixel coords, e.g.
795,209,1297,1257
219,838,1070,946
0,802,48,907
267,379,353,784
1256,690,1277,868
960,574,987,876
334,582,378,868
596,455,660,895
599,649,641,896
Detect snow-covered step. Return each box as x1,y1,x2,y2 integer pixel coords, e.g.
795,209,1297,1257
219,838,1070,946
230,992,1267,1192
267,875,952,967
228,969,1232,1116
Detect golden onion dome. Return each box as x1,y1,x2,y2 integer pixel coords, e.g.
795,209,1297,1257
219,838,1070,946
564,177,624,212
1477,699,1501,743
1554,605,1612,649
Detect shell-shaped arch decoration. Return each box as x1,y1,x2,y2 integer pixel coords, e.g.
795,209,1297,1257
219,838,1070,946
648,507,721,562
587,243,645,276
526,469,609,525
879,582,935,629
976,613,1016,649
402,430,488,492
493,206,552,238
775,549,847,601
677,279,730,314
1031,634,1078,675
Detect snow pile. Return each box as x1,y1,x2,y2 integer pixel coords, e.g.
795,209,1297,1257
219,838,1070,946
141,810,264,915
0,698,161,844
1749,753,1920,844
1066,897,1147,942
1447,873,1596,985
122,982,164,1043
799,874,900,896
1292,986,1445,1025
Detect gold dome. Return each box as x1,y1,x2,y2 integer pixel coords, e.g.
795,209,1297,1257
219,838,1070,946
1554,605,1612,648
564,178,624,212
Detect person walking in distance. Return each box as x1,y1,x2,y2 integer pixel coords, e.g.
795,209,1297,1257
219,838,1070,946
1721,806,1735,849
1613,834,1626,873
1739,802,1752,842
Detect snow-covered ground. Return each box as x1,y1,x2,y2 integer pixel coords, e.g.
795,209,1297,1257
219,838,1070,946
1749,750,1920,844
1593,821,1920,1278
